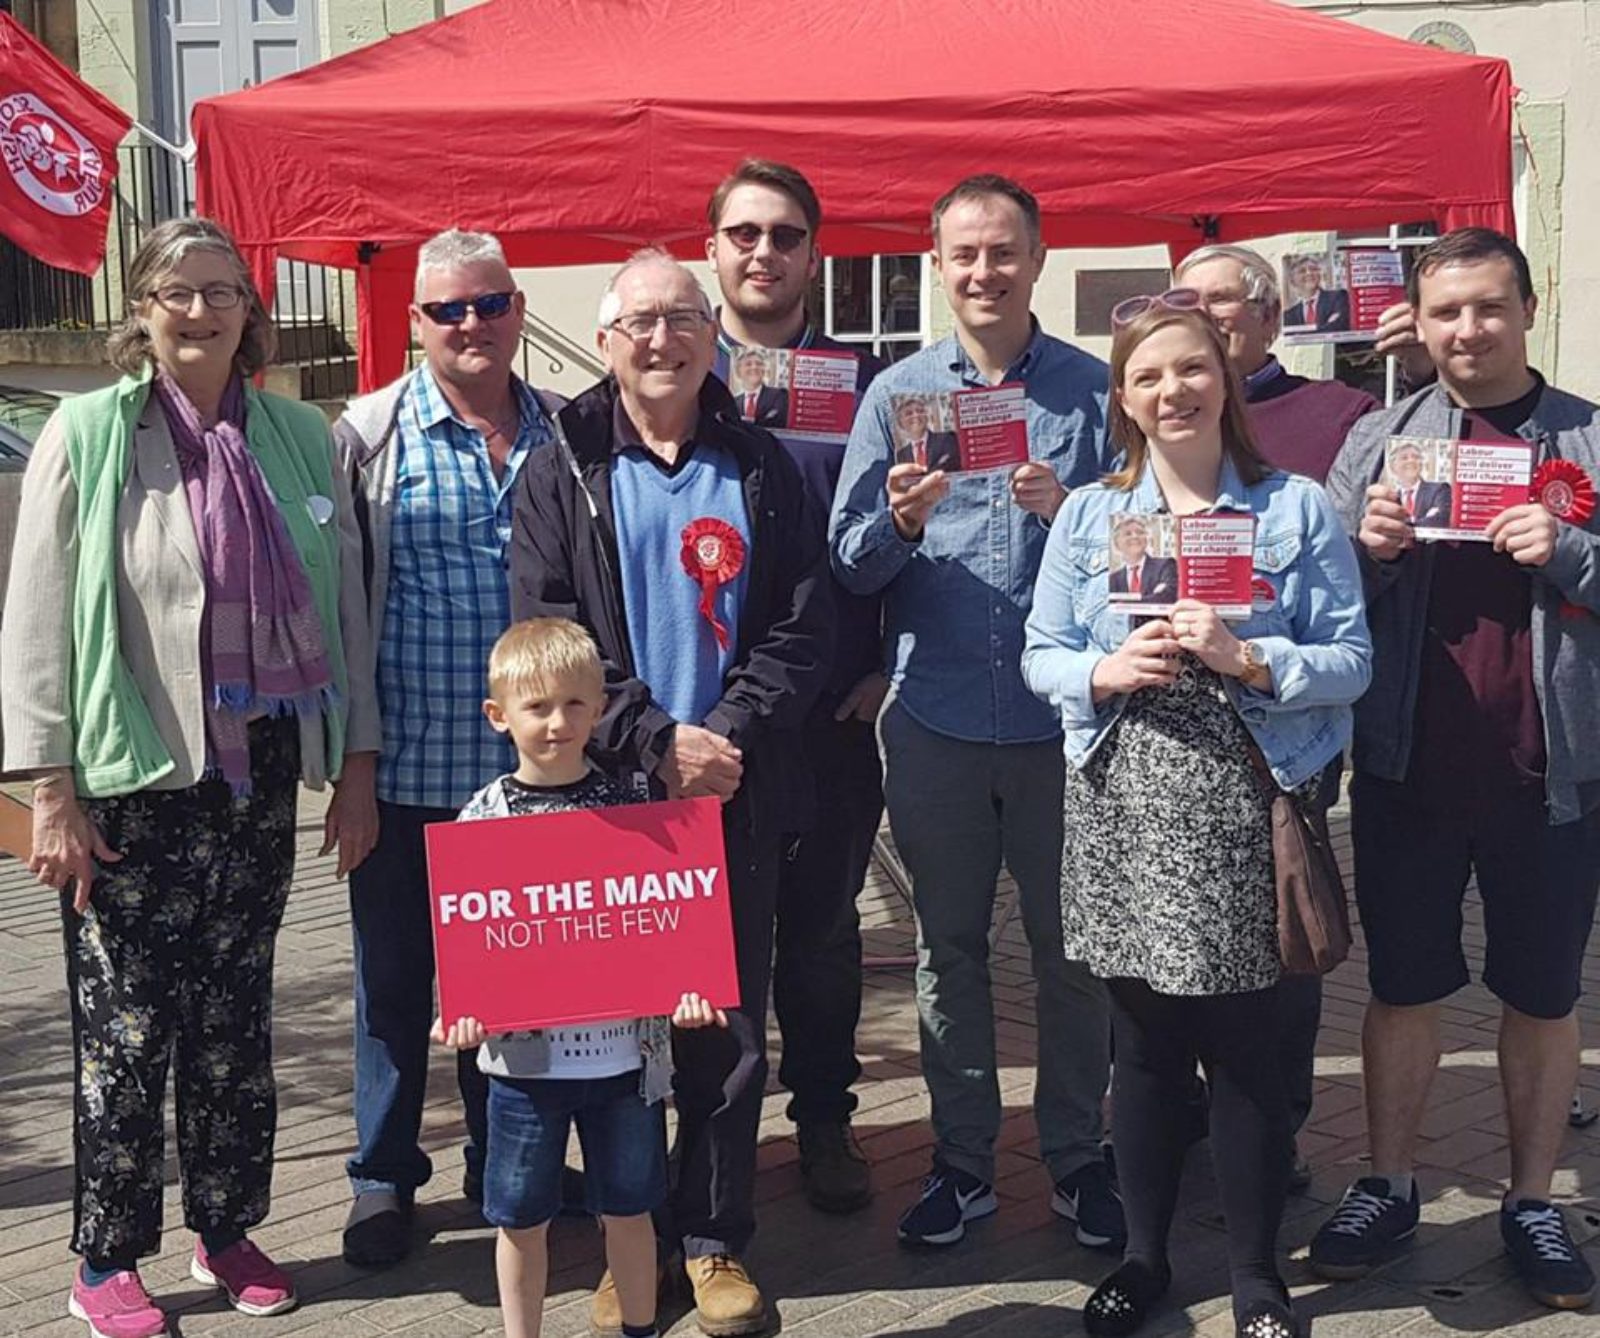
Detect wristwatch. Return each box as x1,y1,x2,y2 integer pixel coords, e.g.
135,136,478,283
1239,639,1269,687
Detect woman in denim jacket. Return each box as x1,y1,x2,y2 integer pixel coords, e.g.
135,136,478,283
1023,301,1370,1338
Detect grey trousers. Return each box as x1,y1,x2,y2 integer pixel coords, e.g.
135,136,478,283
881,700,1110,1184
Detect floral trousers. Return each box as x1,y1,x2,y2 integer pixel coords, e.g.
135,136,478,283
65,719,299,1262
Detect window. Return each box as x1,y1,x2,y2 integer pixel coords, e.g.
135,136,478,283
822,254,927,364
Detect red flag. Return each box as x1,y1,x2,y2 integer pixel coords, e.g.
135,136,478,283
0,14,131,274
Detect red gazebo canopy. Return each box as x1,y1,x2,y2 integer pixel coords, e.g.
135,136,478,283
193,0,1515,390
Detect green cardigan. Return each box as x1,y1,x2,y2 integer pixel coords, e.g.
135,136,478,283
62,373,350,797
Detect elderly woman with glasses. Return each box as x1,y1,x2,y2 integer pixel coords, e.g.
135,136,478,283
1022,297,1371,1338
2,218,379,1338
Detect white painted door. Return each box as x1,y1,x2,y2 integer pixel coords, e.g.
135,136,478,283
159,0,321,316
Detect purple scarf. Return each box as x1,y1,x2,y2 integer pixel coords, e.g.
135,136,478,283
155,372,334,795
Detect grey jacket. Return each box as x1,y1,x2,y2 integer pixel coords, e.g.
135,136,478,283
1325,381,1600,824
330,369,563,709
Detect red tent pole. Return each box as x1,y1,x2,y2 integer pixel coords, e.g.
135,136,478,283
356,248,411,393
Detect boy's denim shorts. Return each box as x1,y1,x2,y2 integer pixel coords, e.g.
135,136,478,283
483,1069,667,1229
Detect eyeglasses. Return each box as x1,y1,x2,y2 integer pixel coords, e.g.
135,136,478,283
609,309,712,341
1110,287,1204,329
718,223,810,254
418,291,517,325
150,284,246,312
1197,291,1257,316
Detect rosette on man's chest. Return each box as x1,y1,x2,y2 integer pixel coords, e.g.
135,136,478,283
1532,459,1597,527
680,517,746,650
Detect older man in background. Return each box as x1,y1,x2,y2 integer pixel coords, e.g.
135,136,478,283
511,250,832,1336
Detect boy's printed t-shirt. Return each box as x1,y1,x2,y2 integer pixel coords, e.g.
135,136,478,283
461,769,648,1081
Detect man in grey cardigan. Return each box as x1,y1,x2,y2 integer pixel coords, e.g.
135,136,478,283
1313,229,1600,1312
331,229,561,1267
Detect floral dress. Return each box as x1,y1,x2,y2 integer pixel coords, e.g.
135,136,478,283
1059,656,1282,996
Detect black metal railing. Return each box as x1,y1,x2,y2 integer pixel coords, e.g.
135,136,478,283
3,141,359,400
3,141,607,401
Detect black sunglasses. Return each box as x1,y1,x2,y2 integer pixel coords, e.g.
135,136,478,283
418,291,516,325
718,223,810,255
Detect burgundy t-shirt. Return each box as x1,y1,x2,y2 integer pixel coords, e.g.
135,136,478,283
1244,366,1377,483
1406,379,1544,797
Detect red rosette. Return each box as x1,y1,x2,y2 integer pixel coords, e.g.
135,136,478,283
1532,459,1597,526
680,517,746,650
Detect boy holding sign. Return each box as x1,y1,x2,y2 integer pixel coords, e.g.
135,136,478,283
432,619,727,1338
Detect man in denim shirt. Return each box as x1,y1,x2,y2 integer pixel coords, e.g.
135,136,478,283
830,175,1121,1249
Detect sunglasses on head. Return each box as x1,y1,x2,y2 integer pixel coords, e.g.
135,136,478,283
418,291,516,325
1110,287,1203,330
718,223,810,255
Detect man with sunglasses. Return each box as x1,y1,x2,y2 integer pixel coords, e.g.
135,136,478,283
511,249,832,1337
831,174,1122,1252
703,158,890,1224
331,229,563,1268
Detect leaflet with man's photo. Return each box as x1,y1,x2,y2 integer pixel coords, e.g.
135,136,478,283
1383,434,1534,542
1279,247,1406,347
949,383,1030,472
722,344,858,445
890,385,1029,473
1108,513,1255,619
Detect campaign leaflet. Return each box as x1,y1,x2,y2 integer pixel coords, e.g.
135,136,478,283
1107,512,1255,619
1280,246,1406,346
1382,434,1535,542
950,383,1030,472
890,385,1029,473
724,344,856,444
786,349,857,441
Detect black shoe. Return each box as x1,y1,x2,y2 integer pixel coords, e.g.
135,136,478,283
896,1161,996,1246
1051,1157,1127,1251
797,1121,873,1214
1500,1198,1597,1310
342,1190,412,1267
1083,1260,1171,1338
1235,1295,1300,1338
1309,1177,1419,1279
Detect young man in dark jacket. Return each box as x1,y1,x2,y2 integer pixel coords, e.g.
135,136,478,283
509,249,832,1338
706,159,887,1217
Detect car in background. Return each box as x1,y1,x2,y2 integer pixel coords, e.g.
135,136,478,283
0,386,54,642
0,385,60,460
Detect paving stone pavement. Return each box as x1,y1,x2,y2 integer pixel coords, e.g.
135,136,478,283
3,791,1598,1337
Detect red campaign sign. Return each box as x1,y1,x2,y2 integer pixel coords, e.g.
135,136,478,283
952,383,1029,472
1177,514,1254,617
426,796,740,1034
0,15,132,275
785,349,857,441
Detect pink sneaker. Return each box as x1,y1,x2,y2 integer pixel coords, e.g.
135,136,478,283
67,1268,169,1338
189,1239,297,1317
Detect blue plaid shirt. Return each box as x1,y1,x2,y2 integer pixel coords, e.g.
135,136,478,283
376,366,553,807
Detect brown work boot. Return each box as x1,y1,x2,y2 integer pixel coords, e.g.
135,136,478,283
797,1121,872,1214
683,1254,767,1336
589,1264,670,1336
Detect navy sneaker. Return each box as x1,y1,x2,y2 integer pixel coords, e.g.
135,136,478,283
1309,1176,1420,1279
896,1162,996,1246
1052,1157,1127,1250
1500,1198,1596,1310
